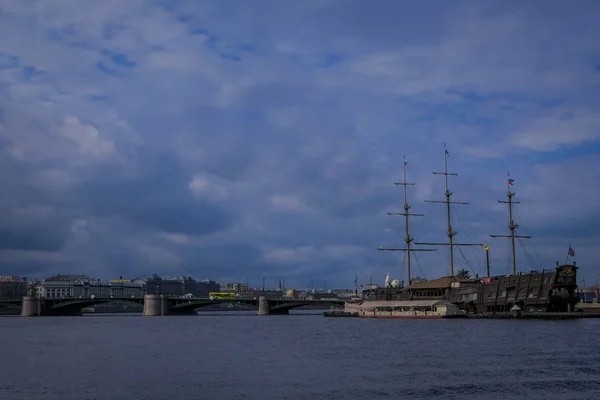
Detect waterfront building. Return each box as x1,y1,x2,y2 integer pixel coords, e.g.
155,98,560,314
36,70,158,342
146,275,219,296
195,279,221,296
34,275,86,298
0,276,28,299
219,281,249,293
108,278,147,297
34,275,113,298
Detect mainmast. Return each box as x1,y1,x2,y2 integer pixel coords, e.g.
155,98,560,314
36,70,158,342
378,155,435,285
489,173,531,275
415,143,481,276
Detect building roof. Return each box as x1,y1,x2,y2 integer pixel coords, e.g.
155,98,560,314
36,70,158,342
408,276,466,289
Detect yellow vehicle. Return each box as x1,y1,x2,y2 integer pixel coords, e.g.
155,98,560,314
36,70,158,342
208,292,236,300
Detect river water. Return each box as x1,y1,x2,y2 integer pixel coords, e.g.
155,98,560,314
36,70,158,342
1,311,599,400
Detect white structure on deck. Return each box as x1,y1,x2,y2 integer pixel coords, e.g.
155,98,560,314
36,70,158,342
345,299,464,318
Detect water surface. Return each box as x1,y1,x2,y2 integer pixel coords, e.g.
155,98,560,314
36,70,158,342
1,312,599,399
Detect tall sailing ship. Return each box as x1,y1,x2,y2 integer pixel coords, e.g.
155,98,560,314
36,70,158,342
344,145,580,319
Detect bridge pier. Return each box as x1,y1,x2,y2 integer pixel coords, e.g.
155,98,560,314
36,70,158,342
258,296,270,315
143,294,168,316
21,296,43,317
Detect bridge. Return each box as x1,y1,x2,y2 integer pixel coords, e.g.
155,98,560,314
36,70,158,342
1,295,345,317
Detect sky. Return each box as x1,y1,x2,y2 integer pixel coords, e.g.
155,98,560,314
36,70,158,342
1,0,600,290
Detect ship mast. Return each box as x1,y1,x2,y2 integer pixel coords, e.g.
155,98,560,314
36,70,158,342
489,173,531,275
415,143,481,276
378,155,435,285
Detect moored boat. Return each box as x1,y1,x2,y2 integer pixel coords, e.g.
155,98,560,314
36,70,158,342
339,144,581,319
354,300,466,319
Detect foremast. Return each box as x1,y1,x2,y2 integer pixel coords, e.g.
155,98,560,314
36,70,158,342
415,143,481,276
489,173,531,275
378,155,435,286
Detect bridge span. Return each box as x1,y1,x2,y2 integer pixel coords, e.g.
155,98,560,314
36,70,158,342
4,295,345,317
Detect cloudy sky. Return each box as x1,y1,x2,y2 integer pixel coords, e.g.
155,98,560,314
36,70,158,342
1,0,599,289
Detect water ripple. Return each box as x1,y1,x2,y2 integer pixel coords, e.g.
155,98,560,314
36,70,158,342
0,314,599,399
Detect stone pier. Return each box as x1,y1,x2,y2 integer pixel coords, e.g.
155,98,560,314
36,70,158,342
143,294,168,316
21,296,43,317
258,296,270,315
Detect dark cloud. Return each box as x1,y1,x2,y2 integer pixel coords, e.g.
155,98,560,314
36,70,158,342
0,1,599,288
131,206,231,236
0,227,67,252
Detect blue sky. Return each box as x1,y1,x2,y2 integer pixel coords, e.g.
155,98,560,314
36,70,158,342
1,0,599,289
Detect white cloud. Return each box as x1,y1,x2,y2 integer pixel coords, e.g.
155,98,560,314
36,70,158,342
60,116,114,157
270,194,313,214
69,219,91,243
163,233,194,245
464,109,600,158
510,110,600,152
188,173,229,201
70,219,88,235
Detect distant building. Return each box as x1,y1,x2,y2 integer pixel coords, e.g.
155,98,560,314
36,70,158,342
146,276,219,297
195,279,220,297
246,289,282,299
219,282,249,293
33,275,139,298
108,278,147,297
0,276,28,299
34,275,89,298
146,275,180,296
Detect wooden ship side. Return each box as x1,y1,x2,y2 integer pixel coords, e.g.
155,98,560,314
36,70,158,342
368,264,579,315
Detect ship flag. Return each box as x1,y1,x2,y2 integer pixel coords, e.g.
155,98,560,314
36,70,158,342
568,246,575,257
508,178,514,186
404,156,407,167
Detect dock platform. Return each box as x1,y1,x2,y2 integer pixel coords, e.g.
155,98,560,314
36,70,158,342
323,311,359,318
467,312,600,320
323,311,600,319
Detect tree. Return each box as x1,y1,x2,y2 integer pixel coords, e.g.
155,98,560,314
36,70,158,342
456,269,471,279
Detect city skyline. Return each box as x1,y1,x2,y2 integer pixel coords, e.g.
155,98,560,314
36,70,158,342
6,273,345,292
1,1,600,289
